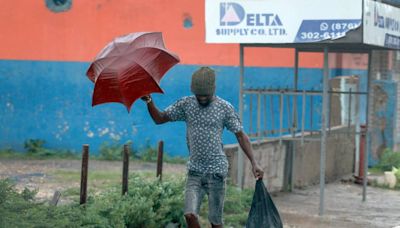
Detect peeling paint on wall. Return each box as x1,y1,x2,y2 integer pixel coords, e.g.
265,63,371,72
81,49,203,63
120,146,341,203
183,13,193,29
84,121,95,138
45,0,72,13
6,102,14,112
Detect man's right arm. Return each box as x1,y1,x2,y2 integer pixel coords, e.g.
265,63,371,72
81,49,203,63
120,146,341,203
141,96,170,125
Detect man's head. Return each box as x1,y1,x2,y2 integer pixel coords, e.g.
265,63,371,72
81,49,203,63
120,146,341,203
191,67,215,106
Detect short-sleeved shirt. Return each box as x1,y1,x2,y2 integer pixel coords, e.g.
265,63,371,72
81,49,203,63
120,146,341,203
164,96,243,174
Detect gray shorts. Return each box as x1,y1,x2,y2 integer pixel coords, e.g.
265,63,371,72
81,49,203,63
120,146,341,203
184,170,227,225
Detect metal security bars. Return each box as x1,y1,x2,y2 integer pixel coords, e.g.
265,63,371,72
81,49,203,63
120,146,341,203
244,89,368,143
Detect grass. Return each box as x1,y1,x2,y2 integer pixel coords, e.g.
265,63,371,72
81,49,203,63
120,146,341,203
51,170,161,185
0,139,187,164
368,167,384,175
51,170,157,199
0,149,80,160
46,170,124,202
52,170,122,182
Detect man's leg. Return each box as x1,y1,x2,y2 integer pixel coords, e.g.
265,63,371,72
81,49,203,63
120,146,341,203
208,173,226,228
184,172,205,228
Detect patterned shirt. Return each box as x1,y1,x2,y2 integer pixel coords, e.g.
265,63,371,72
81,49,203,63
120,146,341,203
165,96,243,174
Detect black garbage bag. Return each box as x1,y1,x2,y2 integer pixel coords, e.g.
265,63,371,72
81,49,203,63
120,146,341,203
245,179,283,228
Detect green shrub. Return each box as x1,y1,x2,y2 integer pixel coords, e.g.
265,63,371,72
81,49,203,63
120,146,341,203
0,179,48,228
376,149,400,171
98,141,143,161
0,173,253,227
392,167,400,184
98,141,125,161
137,140,187,164
395,168,400,180
24,139,55,156
17,139,78,159
0,174,186,227
138,140,158,162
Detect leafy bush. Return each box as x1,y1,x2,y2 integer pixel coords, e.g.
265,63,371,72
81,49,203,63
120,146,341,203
24,139,54,156
138,140,158,162
0,174,186,227
394,167,400,181
19,139,78,159
375,149,400,171
86,174,186,227
134,140,186,164
98,141,124,160
391,167,400,186
98,141,144,161
0,179,47,228
0,173,256,227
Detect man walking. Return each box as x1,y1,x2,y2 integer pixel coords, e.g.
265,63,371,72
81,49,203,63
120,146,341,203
141,67,263,228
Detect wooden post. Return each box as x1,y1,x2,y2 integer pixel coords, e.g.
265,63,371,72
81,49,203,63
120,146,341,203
50,191,61,206
80,144,89,205
157,141,164,181
122,144,130,195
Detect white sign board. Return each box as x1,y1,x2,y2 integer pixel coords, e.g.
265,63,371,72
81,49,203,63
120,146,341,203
205,0,362,43
364,0,400,49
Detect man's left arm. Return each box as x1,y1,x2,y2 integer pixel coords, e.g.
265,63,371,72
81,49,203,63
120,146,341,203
235,131,264,179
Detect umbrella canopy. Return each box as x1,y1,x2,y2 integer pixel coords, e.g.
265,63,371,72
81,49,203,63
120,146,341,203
86,32,180,112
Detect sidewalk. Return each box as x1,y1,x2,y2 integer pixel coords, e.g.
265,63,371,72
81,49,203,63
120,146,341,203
273,181,400,228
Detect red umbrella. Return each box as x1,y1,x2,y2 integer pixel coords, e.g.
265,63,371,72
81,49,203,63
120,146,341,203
86,32,180,112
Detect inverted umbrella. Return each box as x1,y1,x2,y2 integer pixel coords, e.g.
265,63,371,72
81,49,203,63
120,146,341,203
86,32,180,112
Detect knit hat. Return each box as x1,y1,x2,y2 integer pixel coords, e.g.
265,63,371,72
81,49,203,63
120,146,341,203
191,67,216,95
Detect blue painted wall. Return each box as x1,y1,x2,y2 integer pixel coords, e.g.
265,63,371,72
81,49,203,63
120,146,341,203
369,80,398,166
0,60,369,157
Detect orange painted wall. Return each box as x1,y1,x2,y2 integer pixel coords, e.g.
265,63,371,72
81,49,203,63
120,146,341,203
0,0,367,69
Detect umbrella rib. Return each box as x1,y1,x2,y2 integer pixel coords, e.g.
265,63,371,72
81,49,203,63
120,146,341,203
133,58,163,90
135,61,159,84
93,57,124,82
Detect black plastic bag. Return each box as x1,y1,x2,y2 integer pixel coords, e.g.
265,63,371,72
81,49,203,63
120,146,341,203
245,179,283,228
